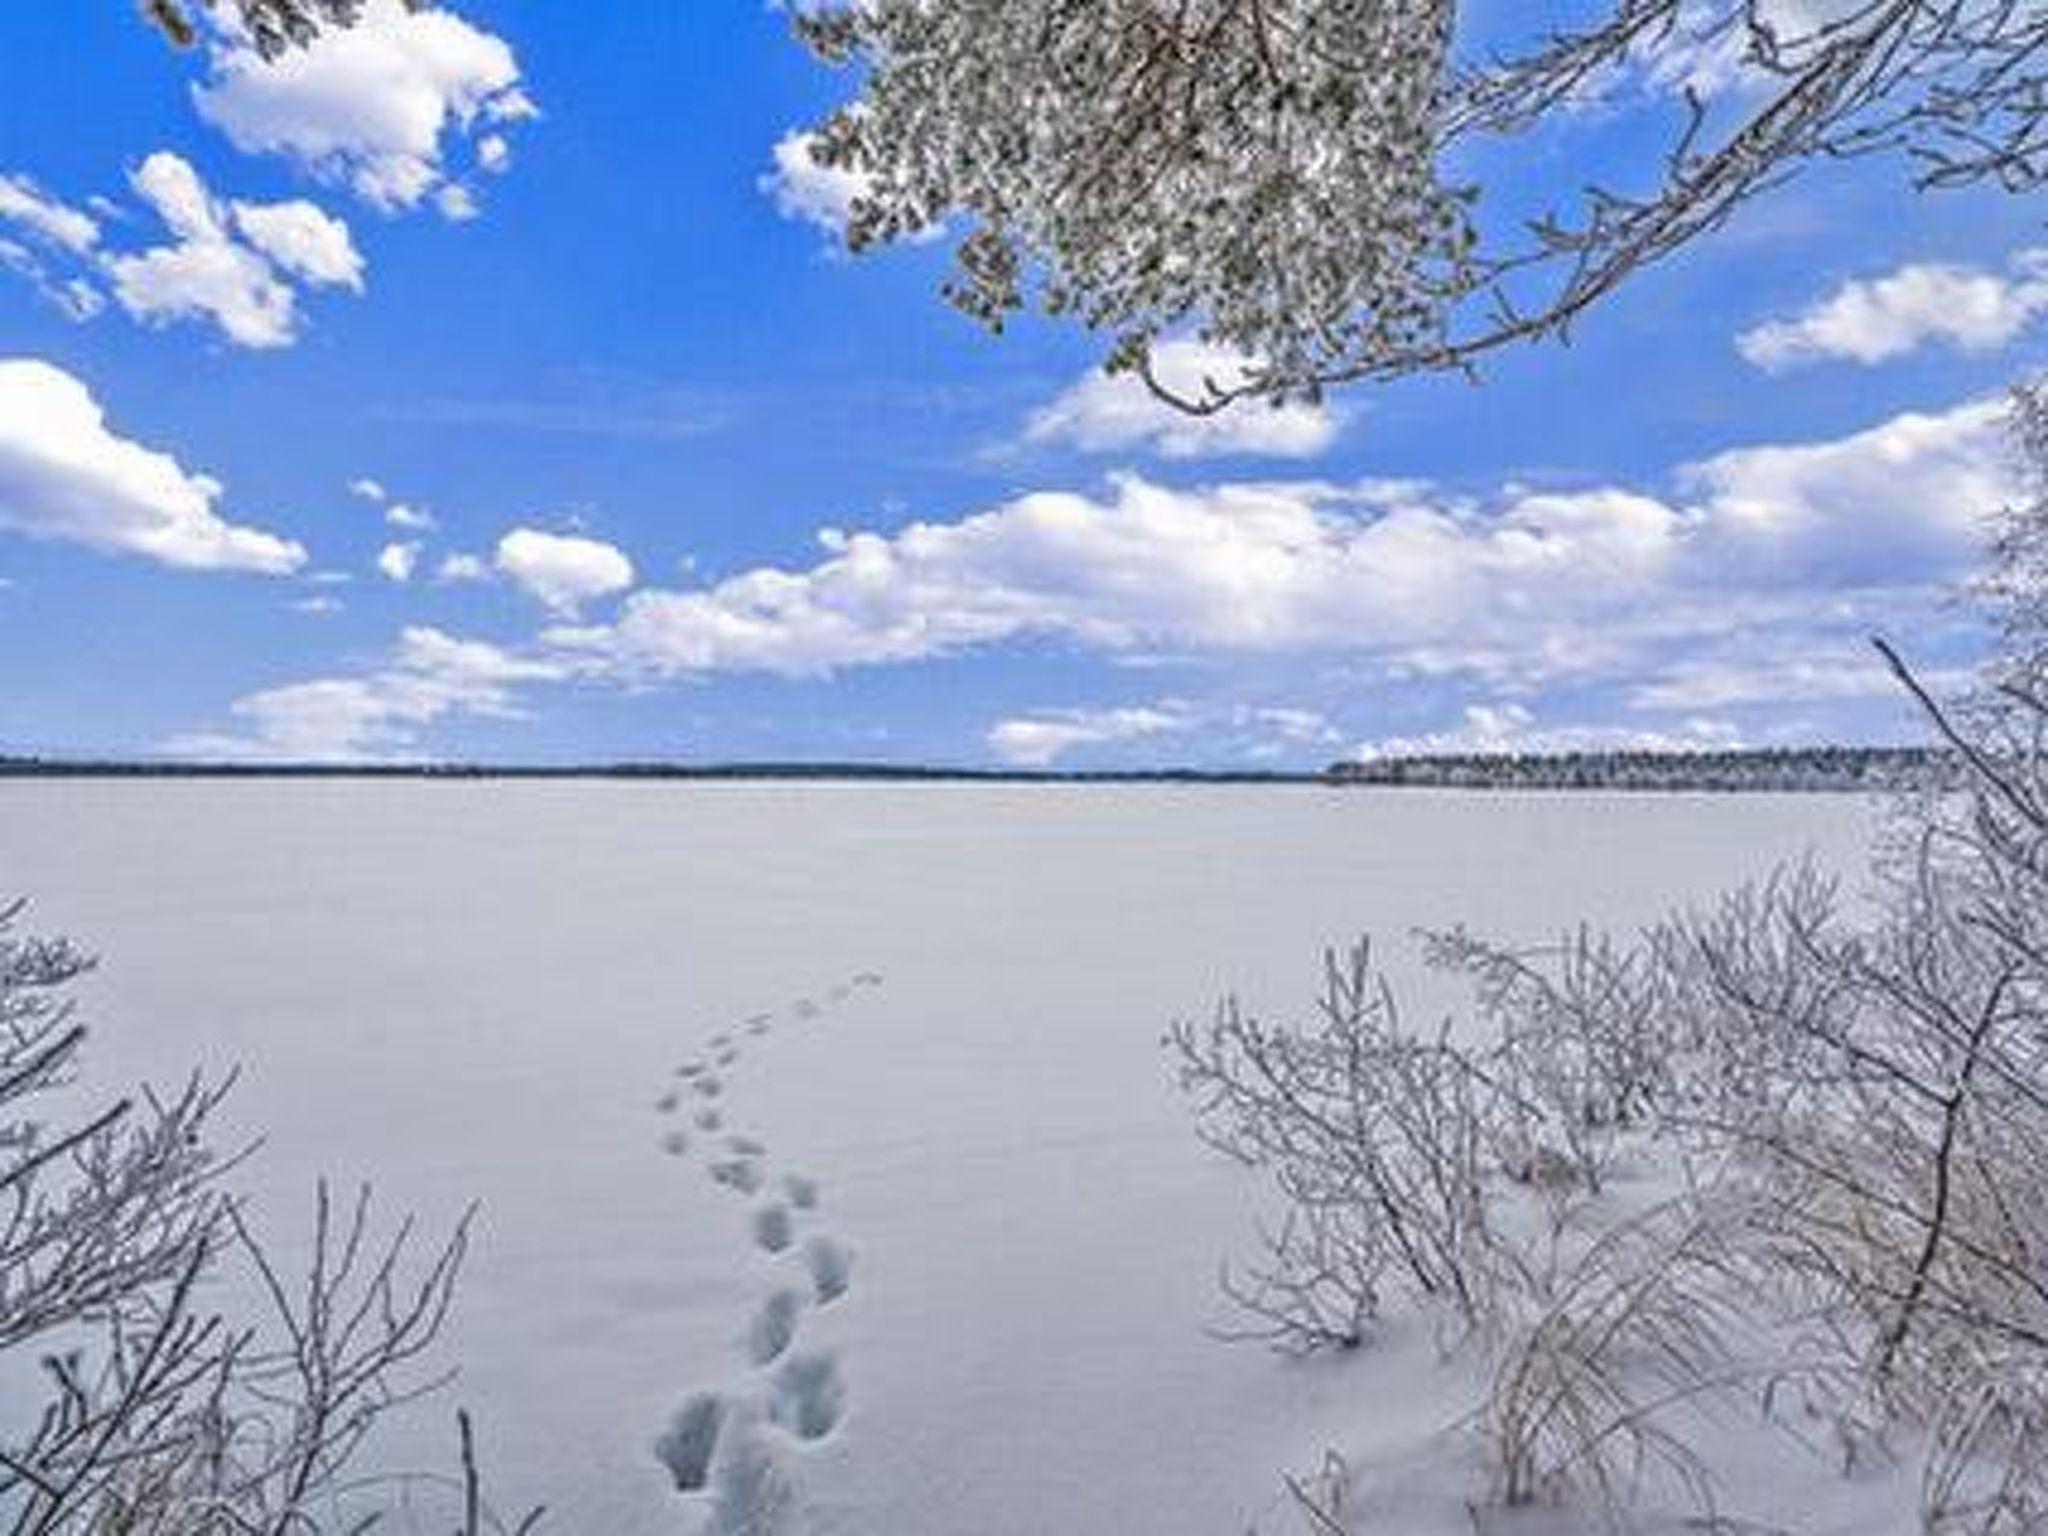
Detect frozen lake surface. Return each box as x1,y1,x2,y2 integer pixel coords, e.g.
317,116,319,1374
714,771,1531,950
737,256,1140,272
0,782,1879,1534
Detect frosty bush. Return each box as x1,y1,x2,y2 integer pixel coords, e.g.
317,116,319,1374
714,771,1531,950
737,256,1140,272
1178,378,2048,1529
0,901,538,1534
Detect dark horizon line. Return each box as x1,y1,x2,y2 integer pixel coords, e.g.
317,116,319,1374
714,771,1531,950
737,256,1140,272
0,745,1940,786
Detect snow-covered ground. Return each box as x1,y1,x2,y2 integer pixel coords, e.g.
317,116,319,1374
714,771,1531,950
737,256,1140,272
0,781,1878,1533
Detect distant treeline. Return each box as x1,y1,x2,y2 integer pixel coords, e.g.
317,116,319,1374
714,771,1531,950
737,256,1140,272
0,747,1944,790
1324,746,1945,792
0,756,1312,785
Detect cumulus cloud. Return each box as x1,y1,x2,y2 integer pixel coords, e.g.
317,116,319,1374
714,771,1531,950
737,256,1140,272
102,152,363,348
986,699,1340,767
0,173,99,254
0,357,304,573
436,551,491,583
229,197,364,289
543,396,2006,731
376,540,419,582
1681,397,2006,581
384,501,434,531
1024,340,1343,460
170,625,564,762
193,0,535,217
495,527,634,614
1738,251,2048,371
987,705,1196,767
1627,648,1973,712
1353,703,1744,761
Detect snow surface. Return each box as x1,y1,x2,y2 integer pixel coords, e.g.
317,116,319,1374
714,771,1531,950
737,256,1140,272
0,781,1879,1533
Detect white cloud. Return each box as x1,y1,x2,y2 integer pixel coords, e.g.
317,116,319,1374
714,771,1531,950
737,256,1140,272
1635,1,1862,101
0,357,304,573
1738,251,2048,371
495,527,634,614
1682,397,2006,582
292,593,343,615
102,152,363,348
1626,650,1946,711
193,0,535,217
436,551,491,583
1024,340,1344,461
987,705,1195,767
230,197,364,289
1251,706,1340,745
1353,704,1743,761
761,130,866,241
761,129,942,247
170,625,564,762
549,396,2007,701
434,184,479,222
0,173,99,254
377,540,420,582
986,698,1341,767
0,238,104,320
347,479,431,529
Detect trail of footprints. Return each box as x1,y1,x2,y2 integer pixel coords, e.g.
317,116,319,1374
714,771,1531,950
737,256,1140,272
649,971,885,1534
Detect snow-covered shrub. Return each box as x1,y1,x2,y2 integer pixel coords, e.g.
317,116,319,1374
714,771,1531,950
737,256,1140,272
1172,939,1503,1347
0,900,536,1534
1484,1197,1758,1515
1182,379,2048,1529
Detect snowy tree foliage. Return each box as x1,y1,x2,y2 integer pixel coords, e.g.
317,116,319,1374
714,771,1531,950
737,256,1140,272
141,0,424,56
791,0,2048,408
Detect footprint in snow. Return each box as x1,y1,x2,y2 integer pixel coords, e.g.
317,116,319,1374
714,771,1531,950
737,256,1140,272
654,1392,726,1493
747,1289,804,1367
770,1352,846,1441
710,1157,766,1196
801,1235,853,1305
705,1418,793,1536
650,976,882,1524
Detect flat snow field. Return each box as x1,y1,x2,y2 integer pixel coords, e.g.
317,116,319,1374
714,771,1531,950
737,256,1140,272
0,781,1877,1534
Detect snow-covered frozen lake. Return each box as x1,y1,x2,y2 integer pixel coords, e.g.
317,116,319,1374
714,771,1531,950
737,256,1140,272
0,781,1879,1534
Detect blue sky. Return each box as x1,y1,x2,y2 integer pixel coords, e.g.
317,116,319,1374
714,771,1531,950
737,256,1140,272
0,1,2034,767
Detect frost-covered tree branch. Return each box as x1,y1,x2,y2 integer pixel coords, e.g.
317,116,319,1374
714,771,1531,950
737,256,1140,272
789,0,2048,408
